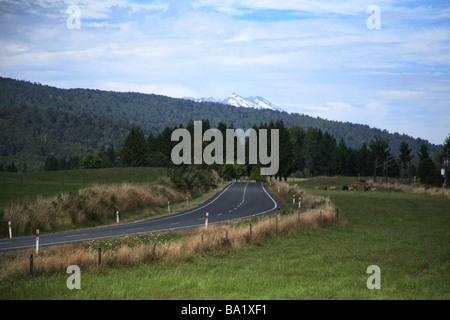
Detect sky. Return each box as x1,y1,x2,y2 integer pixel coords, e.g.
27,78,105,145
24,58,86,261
0,0,449,145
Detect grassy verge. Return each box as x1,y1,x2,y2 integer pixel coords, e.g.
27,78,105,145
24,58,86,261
0,167,170,207
0,179,338,279
0,167,223,237
1,177,449,299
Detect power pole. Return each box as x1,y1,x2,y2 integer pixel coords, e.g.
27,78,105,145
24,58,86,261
442,147,449,189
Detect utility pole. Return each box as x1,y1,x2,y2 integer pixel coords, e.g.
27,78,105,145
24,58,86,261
292,158,295,182
442,147,449,189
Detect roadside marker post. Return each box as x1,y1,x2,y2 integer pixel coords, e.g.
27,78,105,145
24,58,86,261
36,229,39,255
293,194,295,204
168,201,171,213
298,197,302,208
8,221,12,239
205,212,209,229
116,210,119,224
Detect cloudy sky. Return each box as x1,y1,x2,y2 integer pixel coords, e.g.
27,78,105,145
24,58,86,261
1,0,449,145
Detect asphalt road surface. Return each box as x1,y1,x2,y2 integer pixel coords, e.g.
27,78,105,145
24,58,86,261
0,182,284,253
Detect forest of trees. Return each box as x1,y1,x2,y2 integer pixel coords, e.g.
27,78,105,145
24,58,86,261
35,119,449,187
0,77,447,186
0,105,129,171
0,77,441,163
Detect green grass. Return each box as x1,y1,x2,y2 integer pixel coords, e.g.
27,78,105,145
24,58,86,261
1,176,449,300
0,167,170,207
0,167,225,237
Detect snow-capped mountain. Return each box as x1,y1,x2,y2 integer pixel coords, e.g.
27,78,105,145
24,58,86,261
184,93,284,112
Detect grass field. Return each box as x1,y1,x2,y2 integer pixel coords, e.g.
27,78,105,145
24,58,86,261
1,175,449,300
0,167,170,208
0,168,223,237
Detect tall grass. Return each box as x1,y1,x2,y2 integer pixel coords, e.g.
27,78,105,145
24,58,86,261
2,177,448,300
2,183,186,236
367,179,450,199
0,181,344,279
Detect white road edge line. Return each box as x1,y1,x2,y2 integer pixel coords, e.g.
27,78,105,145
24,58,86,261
0,182,282,253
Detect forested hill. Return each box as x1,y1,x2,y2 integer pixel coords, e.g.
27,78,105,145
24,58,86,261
0,77,441,170
0,106,131,171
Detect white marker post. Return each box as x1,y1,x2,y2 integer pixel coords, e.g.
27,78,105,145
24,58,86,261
298,197,302,208
168,201,171,213
186,197,189,206
36,229,40,255
293,194,295,204
116,210,119,224
8,221,12,239
205,212,209,229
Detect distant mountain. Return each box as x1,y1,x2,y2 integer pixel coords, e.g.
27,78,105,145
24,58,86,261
0,77,442,170
184,93,285,112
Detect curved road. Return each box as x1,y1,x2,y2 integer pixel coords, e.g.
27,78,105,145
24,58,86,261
0,182,284,253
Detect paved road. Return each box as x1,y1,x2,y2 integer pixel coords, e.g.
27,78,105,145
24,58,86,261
0,182,284,253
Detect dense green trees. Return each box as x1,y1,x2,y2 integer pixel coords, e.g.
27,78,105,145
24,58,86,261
417,144,439,185
115,120,446,186
0,77,446,186
79,153,102,169
0,105,128,171
119,126,147,167
1,77,441,169
33,118,449,187
399,142,413,181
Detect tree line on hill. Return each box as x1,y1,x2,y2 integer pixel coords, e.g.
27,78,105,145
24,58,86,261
0,105,129,171
35,119,450,187
0,77,441,165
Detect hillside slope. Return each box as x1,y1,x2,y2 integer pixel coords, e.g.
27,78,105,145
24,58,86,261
0,77,441,170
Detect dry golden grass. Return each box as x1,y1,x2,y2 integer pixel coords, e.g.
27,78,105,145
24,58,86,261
3,183,186,236
0,183,343,279
367,180,450,199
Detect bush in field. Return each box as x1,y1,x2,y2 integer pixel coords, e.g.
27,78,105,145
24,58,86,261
166,165,217,195
79,153,102,169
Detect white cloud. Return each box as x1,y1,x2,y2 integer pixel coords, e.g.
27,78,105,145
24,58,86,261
378,90,424,99
0,0,449,145
100,81,200,99
292,101,387,127
194,0,371,15
0,41,33,53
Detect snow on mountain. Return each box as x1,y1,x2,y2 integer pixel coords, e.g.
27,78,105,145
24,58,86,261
184,93,284,112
